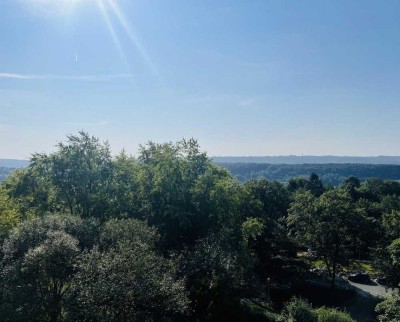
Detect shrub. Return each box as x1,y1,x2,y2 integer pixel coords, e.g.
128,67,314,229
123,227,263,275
376,294,400,322
282,298,317,322
315,307,355,322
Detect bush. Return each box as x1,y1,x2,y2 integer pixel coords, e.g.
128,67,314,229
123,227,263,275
315,307,355,322
282,298,317,322
376,294,400,322
281,298,355,322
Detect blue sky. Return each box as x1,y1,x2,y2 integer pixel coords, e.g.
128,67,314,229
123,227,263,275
1,0,400,158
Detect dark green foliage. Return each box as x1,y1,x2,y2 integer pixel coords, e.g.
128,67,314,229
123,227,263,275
281,298,355,322
245,179,290,220
375,293,400,322
375,239,400,288
281,298,317,322
340,176,360,200
30,132,115,218
243,179,297,283
68,219,189,321
0,215,91,321
287,190,365,285
287,173,325,197
176,235,254,321
314,307,355,322
135,140,244,250
2,133,400,322
309,173,325,197
220,162,400,186
288,177,310,194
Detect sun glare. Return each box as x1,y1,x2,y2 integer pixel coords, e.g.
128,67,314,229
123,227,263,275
22,0,160,80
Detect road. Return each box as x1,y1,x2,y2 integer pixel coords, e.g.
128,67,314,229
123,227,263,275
348,280,395,297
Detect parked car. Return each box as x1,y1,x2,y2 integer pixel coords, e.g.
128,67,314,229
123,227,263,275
347,272,372,284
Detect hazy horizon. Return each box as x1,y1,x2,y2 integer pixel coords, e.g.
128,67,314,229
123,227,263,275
3,154,400,162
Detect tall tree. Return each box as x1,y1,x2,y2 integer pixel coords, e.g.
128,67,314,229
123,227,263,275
136,139,243,249
30,131,114,218
69,219,189,321
288,190,362,286
0,215,93,321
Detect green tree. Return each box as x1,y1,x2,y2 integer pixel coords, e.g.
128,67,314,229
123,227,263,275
242,217,265,245
177,235,253,321
382,210,400,240
136,139,243,249
288,177,310,194
281,298,355,322
244,179,290,221
0,215,92,321
375,238,400,288
109,151,141,218
0,188,20,246
315,307,355,322
308,173,325,197
69,219,189,321
288,190,362,286
281,298,316,322
30,131,114,218
340,176,360,200
243,180,297,283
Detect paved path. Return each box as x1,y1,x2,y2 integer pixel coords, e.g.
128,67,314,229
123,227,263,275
348,280,395,297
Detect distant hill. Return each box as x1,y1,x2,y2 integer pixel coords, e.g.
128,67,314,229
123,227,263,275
213,156,400,165
0,167,15,182
0,159,29,168
217,163,400,186
0,160,28,183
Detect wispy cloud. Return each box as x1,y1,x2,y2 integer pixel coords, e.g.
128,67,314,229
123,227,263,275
0,73,134,82
184,94,264,108
67,121,109,127
198,49,269,69
238,96,261,107
183,94,238,105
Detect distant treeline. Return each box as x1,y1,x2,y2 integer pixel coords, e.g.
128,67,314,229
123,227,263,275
0,159,28,168
3,161,400,187
0,167,13,183
213,156,400,164
218,162,400,186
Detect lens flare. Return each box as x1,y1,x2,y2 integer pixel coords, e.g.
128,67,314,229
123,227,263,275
105,0,161,81
96,0,128,65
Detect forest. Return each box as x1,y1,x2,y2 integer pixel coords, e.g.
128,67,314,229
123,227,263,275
0,168,13,183
0,132,399,322
219,163,400,186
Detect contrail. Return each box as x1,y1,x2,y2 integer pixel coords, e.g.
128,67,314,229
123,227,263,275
0,73,38,80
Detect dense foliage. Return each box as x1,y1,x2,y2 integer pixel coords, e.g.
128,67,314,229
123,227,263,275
282,298,355,322
0,167,13,183
220,162,400,186
0,132,399,321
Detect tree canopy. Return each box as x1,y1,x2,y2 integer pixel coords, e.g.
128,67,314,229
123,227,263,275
0,132,398,321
